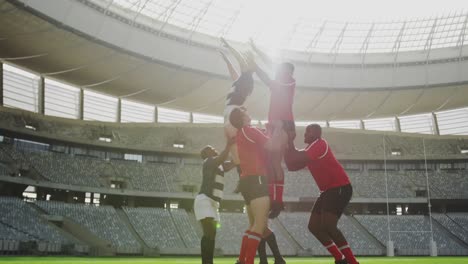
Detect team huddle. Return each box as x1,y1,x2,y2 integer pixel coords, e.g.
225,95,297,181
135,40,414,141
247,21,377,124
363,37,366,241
194,39,359,264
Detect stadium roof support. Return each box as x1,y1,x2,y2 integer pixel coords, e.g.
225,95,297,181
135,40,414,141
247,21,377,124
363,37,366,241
431,112,440,136
117,98,122,123
0,62,3,107
79,89,84,120
38,76,45,115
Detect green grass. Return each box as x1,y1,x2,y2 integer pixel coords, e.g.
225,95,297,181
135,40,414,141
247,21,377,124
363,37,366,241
0,257,467,264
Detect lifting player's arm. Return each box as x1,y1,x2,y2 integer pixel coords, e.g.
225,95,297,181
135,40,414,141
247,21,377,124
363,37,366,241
285,134,310,171
254,61,274,88
212,137,236,168
249,38,273,68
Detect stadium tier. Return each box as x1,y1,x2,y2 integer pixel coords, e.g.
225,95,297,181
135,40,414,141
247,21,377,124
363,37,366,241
36,201,140,254
1,108,468,160
355,215,468,256
1,143,467,199
1,197,467,256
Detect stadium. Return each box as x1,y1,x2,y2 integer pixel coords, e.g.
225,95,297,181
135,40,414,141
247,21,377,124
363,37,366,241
0,0,468,263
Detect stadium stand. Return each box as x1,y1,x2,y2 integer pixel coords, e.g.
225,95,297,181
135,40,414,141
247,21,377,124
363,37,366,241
355,215,468,255
0,197,73,245
1,108,467,159
123,207,185,250
433,214,468,245
169,209,200,249
36,201,140,254
2,143,468,199
277,212,328,255
278,213,383,256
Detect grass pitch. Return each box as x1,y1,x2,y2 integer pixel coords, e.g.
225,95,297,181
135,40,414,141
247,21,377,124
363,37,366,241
0,257,467,264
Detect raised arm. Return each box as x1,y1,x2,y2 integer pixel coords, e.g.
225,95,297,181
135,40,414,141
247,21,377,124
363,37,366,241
221,37,249,72
249,38,273,68
219,50,239,81
212,137,236,167
284,136,310,171
254,62,274,88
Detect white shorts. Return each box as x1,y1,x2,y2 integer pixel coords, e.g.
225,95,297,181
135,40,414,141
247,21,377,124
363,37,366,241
194,194,220,222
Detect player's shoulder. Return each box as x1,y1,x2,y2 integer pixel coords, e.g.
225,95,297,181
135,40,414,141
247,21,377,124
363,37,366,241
239,125,263,141
306,138,327,150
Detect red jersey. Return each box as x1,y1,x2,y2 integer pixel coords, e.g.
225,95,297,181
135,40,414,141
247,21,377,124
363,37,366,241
305,138,350,192
236,125,268,177
268,78,295,122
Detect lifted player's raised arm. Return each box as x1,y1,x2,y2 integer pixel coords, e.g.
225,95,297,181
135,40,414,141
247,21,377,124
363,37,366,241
221,37,253,72
219,50,239,81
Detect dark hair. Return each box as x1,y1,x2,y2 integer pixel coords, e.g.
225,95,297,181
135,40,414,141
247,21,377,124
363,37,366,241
280,62,295,74
200,146,212,160
229,108,244,129
307,124,322,136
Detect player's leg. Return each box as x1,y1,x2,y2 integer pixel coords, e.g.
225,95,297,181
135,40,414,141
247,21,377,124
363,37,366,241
322,185,358,264
257,228,269,264
245,196,270,264
267,121,287,218
237,203,255,263
308,197,345,263
200,217,217,264
263,227,286,264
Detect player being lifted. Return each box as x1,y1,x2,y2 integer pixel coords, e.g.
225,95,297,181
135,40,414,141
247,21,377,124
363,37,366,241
195,139,236,264
285,124,359,264
220,38,285,264
219,37,255,170
250,40,296,218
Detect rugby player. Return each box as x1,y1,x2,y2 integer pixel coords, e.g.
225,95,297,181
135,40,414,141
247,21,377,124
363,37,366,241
221,39,285,264
195,139,236,264
284,124,359,264
219,37,255,168
229,107,279,264
250,40,296,218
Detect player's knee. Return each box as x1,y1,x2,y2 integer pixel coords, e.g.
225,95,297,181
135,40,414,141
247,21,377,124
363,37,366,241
204,228,216,240
308,221,321,235
323,222,339,234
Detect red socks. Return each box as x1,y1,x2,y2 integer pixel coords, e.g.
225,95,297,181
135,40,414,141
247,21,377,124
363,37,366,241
336,241,359,264
323,241,344,261
238,230,250,263
244,232,262,264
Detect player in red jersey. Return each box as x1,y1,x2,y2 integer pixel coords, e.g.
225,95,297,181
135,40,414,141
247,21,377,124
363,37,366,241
284,124,359,264
229,107,286,264
250,40,296,218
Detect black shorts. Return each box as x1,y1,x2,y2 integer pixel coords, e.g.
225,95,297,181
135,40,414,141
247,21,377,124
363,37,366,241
239,175,269,205
311,184,352,217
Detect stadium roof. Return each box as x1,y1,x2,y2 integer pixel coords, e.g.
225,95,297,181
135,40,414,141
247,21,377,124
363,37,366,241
1,0,468,135
106,0,468,54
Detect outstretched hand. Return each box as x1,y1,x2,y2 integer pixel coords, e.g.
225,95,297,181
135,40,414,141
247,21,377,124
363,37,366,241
269,200,284,219
220,37,230,48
